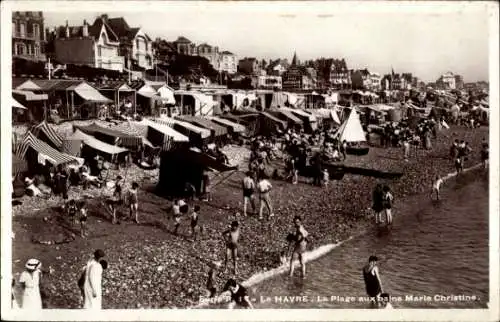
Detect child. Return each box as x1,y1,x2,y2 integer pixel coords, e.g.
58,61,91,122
128,182,139,224
382,186,394,226
78,200,88,238
222,221,240,275
172,199,182,235
322,169,329,188
455,157,463,175
110,176,123,225
206,261,222,298
380,293,393,309
431,175,444,200
190,205,203,241
67,199,78,224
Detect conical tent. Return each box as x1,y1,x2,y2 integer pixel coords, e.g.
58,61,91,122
334,108,366,142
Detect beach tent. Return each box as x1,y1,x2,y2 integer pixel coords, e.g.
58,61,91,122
12,96,27,109
16,132,80,167
334,108,366,142
283,107,318,132
74,122,138,147
269,109,303,128
206,116,246,133
175,90,218,116
153,117,211,139
109,121,155,148
31,121,64,151
136,119,189,151
65,129,128,158
176,115,228,137
157,85,176,105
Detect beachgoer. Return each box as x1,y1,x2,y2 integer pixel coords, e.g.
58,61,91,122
242,172,256,216
19,259,42,309
380,293,393,309
172,199,183,235
78,200,88,238
223,278,253,309
403,138,410,160
109,176,123,224
322,169,329,188
190,205,203,241
222,220,240,275
206,261,222,298
67,199,78,224
450,139,459,160
362,255,383,307
82,249,105,310
431,175,444,201
288,216,309,278
12,278,19,309
257,177,274,220
372,184,384,225
128,182,140,224
202,172,211,201
382,186,394,226
340,140,348,160
481,139,489,169
455,157,463,175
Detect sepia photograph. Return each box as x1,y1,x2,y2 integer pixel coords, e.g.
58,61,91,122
1,1,499,321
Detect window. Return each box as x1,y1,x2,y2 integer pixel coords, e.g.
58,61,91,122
16,43,26,55
33,23,40,38
98,45,102,56
34,44,40,56
101,32,107,43
12,22,16,36
19,23,25,37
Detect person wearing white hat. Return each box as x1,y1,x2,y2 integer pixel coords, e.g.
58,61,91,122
83,249,105,309
19,259,42,309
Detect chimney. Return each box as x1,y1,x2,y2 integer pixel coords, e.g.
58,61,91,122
65,20,69,38
82,19,88,37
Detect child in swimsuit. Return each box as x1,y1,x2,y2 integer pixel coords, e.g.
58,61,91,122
172,199,182,235
109,176,123,224
67,199,78,224
206,261,221,298
190,205,203,241
128,182,139,224
222,221,240,275
431,175,444,200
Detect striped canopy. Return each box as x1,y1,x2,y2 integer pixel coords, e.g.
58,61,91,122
31,121,64,150
16,132,79,166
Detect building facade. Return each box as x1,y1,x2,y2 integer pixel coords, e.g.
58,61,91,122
252,75,282,90
266,59,289,76
12,11,46,61
105,16,153,70
454,74,464,90
436,72,456,90
219,51,237,74
329,59,350,89
50,18,124,71
369,72,382,91
238,57,260,75
173,36,197,55
196,43,220,70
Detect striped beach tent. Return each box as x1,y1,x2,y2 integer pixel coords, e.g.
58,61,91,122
31,121,64,151
16,132,79,166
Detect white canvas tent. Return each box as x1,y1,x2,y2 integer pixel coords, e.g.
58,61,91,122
12,96,27,109
334,108,366,142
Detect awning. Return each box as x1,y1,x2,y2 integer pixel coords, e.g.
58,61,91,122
260,112,287,129
175,115,228,137
137,119,189,142
31,121,64,150
12,97,27,109
13,90,48,101
108,121,152,148
206,116,246,133
75,123,134,141
137,91,156,98
16,132,79,166
284,108,317,122
187,148,238,172
273,109,304,125
67,129,128,155
153,117,211,139
74,88,113,103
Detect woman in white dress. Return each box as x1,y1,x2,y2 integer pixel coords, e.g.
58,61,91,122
83,249,105,309
19,259,43,309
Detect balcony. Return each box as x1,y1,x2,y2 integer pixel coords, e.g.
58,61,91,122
13,53,47,62
12,32,42,40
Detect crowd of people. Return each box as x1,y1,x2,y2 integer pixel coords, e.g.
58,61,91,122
12,101,489,310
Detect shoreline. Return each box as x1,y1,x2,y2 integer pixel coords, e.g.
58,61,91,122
191,161,487,309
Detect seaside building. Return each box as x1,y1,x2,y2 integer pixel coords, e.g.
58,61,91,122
329,59,350,90
12,11,47,62
173,36,197,55
48,18,124,72
369,72,382,91
266,59,289,76
238,57,261,75
219,51,237,74
104,15,153,70
436,72,456,90
282,52,315,91
196,43,220,70
251,75,282,90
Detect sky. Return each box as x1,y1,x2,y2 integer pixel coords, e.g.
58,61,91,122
40,2,491,83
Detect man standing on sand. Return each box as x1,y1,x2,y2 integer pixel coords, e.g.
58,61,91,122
257,176,274,220
363,255,383,307
222,220,240,275
83,249,105,310
242,172,256,216
430,175,444,201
